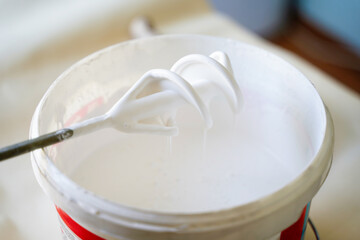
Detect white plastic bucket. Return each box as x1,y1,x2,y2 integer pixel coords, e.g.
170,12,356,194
30,35,334,240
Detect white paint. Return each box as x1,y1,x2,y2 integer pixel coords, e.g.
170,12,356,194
69,86,309,213
67,52,311,213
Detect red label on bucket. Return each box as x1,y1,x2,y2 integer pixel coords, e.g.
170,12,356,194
280,203,311,240
56,203,311,240
56,206,105,240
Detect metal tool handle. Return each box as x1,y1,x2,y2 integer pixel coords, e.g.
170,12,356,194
0,128,73,161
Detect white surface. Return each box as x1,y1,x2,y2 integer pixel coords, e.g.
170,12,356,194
64,44,324,214
0,0,359,239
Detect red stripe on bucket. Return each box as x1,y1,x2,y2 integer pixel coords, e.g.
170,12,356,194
56,204,310,240
56,206,105,240
280,203,310,240
64,97,104,127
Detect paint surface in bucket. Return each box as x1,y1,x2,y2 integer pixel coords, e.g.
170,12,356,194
49,51,316,214
66,86,313,213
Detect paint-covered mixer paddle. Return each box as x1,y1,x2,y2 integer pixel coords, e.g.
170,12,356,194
0,51,242,161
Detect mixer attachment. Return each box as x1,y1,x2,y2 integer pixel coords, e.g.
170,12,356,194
101,51,242,136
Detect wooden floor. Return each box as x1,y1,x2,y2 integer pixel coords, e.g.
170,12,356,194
269,16,360,94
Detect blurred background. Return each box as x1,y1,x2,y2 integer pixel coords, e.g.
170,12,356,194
210,0,360,93
1,0,359,93
1,0,359,92
0,0,359,240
